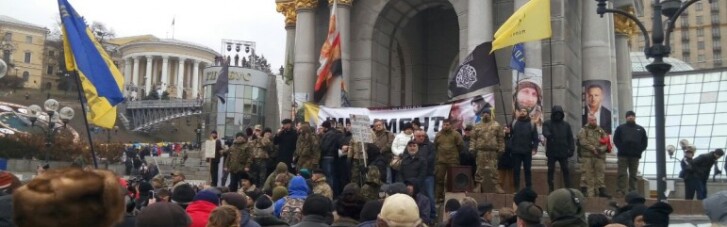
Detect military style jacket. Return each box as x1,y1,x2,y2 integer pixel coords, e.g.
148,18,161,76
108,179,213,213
469,121,505,153
577,124,608,159
295,130,320,161
251,136,273,159
434,129,464,164
226,141,252,173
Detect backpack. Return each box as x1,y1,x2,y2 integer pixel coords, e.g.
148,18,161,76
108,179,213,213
279,197,304,225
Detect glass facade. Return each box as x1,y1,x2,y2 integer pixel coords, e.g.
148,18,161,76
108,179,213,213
203,84,266,138
632,70,727,179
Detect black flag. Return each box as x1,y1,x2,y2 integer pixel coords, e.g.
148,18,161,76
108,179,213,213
448,42,499,99
214,57,229,104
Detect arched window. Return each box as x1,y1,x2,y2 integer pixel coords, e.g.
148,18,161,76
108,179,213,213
22,71,29,81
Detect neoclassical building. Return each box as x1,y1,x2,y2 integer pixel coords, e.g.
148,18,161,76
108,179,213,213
109,35,217,100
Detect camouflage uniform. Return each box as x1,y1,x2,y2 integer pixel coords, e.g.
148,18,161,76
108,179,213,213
312,176,334,200
372,129,395,182
577,124,608,197
250,136,273,186
225,140,252,174
470,120,506,193
434,128,464,201
295,125,320,170
360,167,382,201
349,139,366,186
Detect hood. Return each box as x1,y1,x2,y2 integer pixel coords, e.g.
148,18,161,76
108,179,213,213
548,189,586,225
551,105,564,121
275,162,288,173
703,191,727,225
186,200,217,214
288,176,309,196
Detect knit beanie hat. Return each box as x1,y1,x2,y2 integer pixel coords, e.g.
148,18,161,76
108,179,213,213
516,202,543,223
302,194,332,216
514,188,538,205
136,202,192,227
703,190,727,225
172,183,196,205
452,206,482,227
193,190,220,206
359,200,384,222
643,202,673,226
378,194,422,227
221,192,246,210
272,186,288,202
254,196,274,216
547,188,586,223
299,168,311,179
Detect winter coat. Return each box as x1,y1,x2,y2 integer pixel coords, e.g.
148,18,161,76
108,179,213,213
577,124,608,159
613,122,648,158
434,129,465,164
392,132,414,156
226,141,252,173
416,139,436,177
274,176,310,217
297,125,321,164
321,129,343,157
254,213,290,227
252,136,273,159
186,200,217,227
263,162,296,191
274,129,298,163
693,152,719,181
312,177,334,200
679,156,697,179
470,120,505,152
542,105,575,159
509,118,539,154
291,215,330,227
240,210,262,227
397,151,427,186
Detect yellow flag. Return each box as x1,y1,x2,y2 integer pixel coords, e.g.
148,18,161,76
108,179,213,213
491,0,552,52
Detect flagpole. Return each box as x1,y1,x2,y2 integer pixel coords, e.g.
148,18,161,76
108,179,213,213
70,71,99,168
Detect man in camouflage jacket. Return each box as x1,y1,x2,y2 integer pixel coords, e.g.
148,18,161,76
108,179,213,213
469,106,506,194
577,113,611,198
250,125,273,187
226,132,252,192
434,119,465,202
295,123,320,171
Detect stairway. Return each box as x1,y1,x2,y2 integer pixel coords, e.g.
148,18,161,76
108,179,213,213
149,149,210,181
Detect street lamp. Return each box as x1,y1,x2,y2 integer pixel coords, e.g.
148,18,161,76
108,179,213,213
595,0,704,201
27,99,75,165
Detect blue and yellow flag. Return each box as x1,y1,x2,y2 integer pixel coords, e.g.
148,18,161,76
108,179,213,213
491,0,551,52
58,0,124,128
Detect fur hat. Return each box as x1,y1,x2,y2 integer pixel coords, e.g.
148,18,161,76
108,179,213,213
254,196,274,216
452,206,482,227
643,202,673,226
359,200,384,222
514,188,538,205
302,194,332,217
12,168,124,227
378,194,422,227
172,183,195,205
136,201,192,227
703,190,727,225
221,192,246,210
193,190,220,205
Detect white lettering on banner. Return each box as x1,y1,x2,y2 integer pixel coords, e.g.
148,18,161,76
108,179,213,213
314,105,452,140
349,114,373,143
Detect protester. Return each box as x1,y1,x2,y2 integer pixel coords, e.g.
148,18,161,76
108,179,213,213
510,108,539,192
703,190,727,226
680,146,699,200
516,202,544,227
692,149,724,199
452,206,483,227
296,123,320,171
547,188,587,227
542,105,574,192
613,111,648,197
264,162,296,192
332,185,364,227
412,128,437,221
12,168,125,227
227,133,253,193
434,119,465,202
609,191,647,226
359,167,382,201
290,194,332,227
398,141,427,188
186,190,220,227
275,176,310,224
172,183,197,209
588,213,610,227
391,123,415,183
642,202,673,226
222,192,261,227
497,207,516,227
251,125,274,187
209,130,225,187
312,169,334,200
356,200,383,227
470,104,506,194
272,186,289,202
320,120,343,196
371,119,395,184
578,113,611,198
477,203,495,227
442,198,461,225
275,119,299,173
377,194,422,227
135,202,192,227
207,205,242,227
253,196,289,227
513,188,537,210
171,170,189,190
404,180,430,224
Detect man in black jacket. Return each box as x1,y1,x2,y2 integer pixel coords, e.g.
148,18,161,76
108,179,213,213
319,120,343,196
542,105,574,192
274,119,298,173
510,108,540,191
413,129,437,221
692,149,724,200
613,111,648,196
398,141,427,188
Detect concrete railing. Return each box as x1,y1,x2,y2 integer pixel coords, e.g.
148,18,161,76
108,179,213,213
126,100,203,109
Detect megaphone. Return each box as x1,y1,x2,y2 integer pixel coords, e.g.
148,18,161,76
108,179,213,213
0,59,7,79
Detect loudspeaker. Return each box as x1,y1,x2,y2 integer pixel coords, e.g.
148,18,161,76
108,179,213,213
447,165,472,192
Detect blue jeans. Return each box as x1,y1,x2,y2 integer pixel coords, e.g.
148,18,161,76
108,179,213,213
697,179,708,200
424,176,436,219
321,156,337,194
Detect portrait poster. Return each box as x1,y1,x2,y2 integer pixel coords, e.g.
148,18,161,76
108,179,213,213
511,68,544,133
448,93,496,131
582,80,613,134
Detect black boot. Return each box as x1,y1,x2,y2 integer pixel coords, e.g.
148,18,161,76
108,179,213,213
599,187,612,198
580,187,588,196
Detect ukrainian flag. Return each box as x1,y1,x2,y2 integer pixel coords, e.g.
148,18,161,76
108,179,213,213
58,0,124,128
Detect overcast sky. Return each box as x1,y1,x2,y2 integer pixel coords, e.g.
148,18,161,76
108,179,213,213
0,0,287,69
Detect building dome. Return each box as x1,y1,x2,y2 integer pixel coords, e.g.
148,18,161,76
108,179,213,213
630,52,695,73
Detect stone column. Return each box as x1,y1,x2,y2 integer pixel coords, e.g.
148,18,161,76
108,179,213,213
145,55,153,95
192,60,200,99
293,0,318,103
277,0,297,119
323,0,353,107
614,7,637,124
123,57,132,90
131,56,140,87
177,58,186,98
161,56,170,92
582,0,616,125
468,0,494,51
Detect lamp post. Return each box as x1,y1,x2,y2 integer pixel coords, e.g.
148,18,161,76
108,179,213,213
27,99,75,165
596,0,702,201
